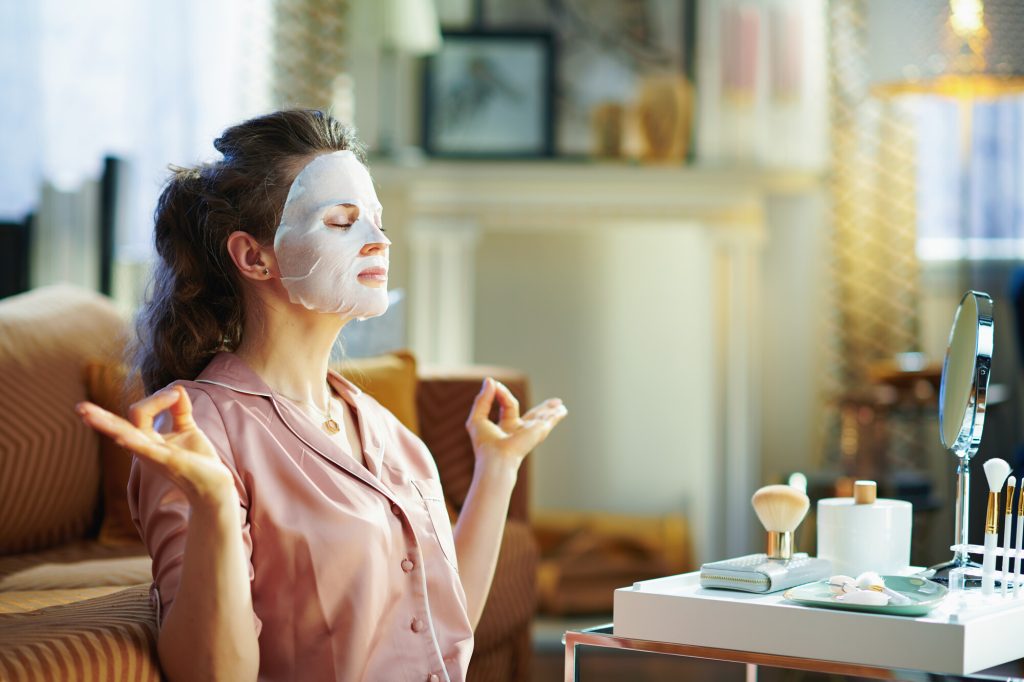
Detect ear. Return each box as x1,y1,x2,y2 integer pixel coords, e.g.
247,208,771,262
226,231,276,281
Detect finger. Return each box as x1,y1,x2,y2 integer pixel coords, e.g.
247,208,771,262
168,386,197,431
521,398,564,421
507,423,550,455
77,402,170,461
112,425,176,467
521,405,568,434
527,408,567,428
466,378,497,429
494,382,520,430
127,388,183,432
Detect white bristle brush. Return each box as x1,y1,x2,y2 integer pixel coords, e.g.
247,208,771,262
1015,481,1024,598
1004,476,1016,597
983,458,1011,596
751,484,810,560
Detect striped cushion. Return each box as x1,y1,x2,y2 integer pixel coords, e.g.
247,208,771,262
0,585,131,614
416,367,530,519
0,584,159,681
83,361,146,546
0,540,149,592
0,285,128,555
471,520,539,652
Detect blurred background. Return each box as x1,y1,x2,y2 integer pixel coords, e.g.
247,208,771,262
4,0,1024,678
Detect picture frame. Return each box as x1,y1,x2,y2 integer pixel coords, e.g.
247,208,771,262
477,0,697,157
422,30,556,158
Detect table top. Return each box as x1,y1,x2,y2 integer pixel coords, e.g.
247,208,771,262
611,571,1024,676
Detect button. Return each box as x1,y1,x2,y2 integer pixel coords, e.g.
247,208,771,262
391,503,402,517
411,618,426,633
428,675,440,682
401,558,415,573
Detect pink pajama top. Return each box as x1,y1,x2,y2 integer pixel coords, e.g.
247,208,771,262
127,353,474,681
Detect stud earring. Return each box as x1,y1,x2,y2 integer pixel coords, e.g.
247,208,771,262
262,267,270,277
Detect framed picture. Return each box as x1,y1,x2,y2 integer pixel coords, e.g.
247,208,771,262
478,0,696,157
422,30,555,158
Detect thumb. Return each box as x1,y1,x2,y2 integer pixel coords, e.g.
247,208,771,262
466,377,496,431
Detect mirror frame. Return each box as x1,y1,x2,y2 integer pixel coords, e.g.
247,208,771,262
938,290,994,457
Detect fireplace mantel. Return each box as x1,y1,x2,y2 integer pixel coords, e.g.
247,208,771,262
373,160,818,228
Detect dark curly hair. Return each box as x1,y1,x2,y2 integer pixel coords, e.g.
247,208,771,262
134,109,365,394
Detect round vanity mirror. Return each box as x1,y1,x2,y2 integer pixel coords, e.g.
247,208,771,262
930,290,994,582
939,292,993,452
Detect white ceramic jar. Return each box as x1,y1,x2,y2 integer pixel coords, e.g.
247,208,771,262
817,481,913,576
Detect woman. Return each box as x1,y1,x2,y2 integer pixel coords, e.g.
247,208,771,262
75,109,567,681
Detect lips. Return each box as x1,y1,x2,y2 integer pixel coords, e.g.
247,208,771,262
358,266,388,278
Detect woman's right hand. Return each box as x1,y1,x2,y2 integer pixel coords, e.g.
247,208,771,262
76,385,235,509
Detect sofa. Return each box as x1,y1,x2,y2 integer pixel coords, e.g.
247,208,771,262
0,285,537,681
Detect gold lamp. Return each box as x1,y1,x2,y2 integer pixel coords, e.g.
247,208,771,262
874,0,1024,143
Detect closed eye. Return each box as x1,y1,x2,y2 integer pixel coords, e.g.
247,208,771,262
324,203,359,228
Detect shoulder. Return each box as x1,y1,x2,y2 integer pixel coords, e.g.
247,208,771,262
161,381,226,429
155,380,236,461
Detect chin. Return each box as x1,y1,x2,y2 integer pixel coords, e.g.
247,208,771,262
354,305,389,321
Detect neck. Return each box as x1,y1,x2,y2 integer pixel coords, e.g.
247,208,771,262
235,297,352,410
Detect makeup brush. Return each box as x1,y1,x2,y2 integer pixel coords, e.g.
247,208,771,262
1004,476,1016,597
983,458,1011,596
1016,482,1024,598
751,484,810,560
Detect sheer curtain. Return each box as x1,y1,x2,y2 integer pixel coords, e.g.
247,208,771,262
0,0,272,296
914,95,1024,261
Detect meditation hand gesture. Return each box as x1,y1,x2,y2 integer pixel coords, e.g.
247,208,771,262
76,386,235,509
465,377,568,471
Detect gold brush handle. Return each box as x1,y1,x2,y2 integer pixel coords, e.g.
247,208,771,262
767,531,794,560
987,491,1000,535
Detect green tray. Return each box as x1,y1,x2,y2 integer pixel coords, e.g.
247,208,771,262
783,576,947,617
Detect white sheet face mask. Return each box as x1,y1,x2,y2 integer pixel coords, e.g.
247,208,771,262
274,151,391,319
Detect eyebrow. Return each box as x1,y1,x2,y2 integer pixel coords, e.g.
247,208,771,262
316,200,382,215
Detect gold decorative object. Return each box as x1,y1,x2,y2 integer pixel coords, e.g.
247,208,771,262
631,73,694,163
590,102,625,159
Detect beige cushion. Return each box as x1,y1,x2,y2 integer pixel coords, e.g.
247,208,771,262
0,584,159,681
335,350,421,435
0,539,150,592
0,285,127,555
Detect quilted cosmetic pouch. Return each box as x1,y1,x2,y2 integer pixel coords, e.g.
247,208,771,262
700,553,832,594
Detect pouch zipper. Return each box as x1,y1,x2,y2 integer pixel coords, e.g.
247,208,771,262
700,573,770,587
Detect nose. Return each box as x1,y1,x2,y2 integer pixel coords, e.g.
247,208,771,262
360,224,391,255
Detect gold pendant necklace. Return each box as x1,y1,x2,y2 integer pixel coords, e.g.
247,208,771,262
322,400,340,435
282,390,340,435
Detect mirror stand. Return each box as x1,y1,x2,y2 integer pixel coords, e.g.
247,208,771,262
929,452,981,584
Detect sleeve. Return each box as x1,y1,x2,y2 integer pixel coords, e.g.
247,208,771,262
126,383,262,636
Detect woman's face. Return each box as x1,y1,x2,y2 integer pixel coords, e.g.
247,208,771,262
273,151,390,320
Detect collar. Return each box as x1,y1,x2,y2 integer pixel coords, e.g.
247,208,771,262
195,352,365,399
195,352,385,480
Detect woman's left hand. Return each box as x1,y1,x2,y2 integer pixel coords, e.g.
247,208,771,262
465,377,568,470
